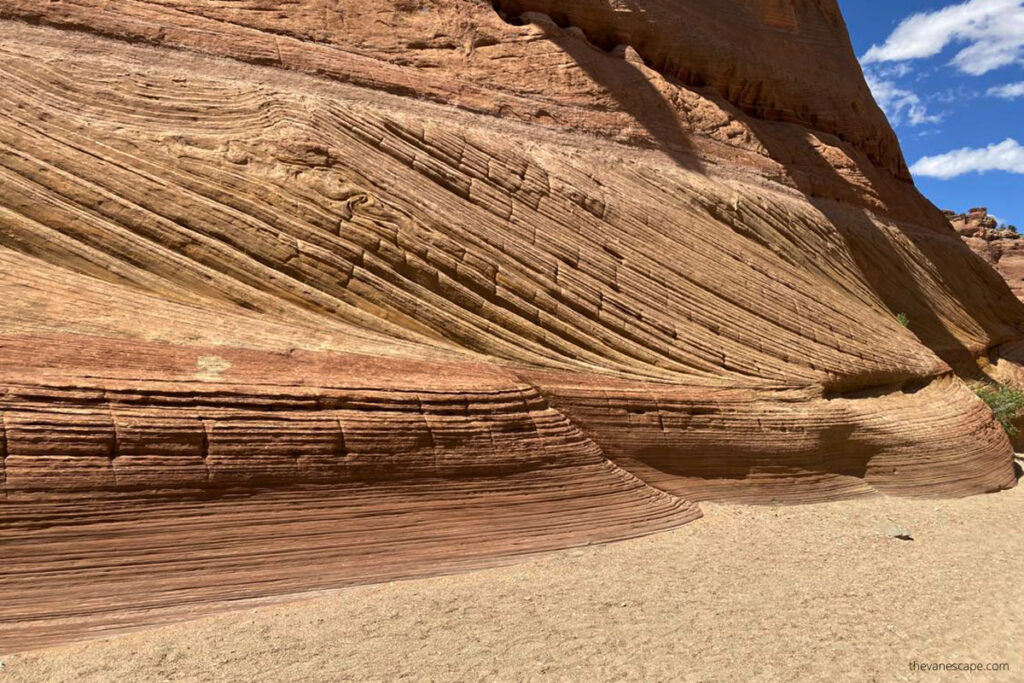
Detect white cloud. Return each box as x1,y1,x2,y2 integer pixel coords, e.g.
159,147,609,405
988,81,1024,98
910,138,1024,178
864,70,942,126
863,0,1024,75
881,63,915,79
930,85,975,103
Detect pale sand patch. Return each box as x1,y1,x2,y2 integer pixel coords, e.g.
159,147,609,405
4,483,1021,682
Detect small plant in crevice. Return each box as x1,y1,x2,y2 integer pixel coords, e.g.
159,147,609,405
895,312,910,328
972,381,1024,438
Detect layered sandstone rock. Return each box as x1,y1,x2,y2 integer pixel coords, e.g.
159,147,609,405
0,0,1020,650
951,208,1024,302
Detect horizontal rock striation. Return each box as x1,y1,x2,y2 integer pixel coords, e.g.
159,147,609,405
0,334,609,491
0,0,1020,650
532,372,1013,505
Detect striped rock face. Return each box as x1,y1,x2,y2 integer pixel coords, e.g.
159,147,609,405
953,208,1024,306
0,0,1019,651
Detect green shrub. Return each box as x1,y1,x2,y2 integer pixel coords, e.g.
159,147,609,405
896,312,910,328
972,382,1024,437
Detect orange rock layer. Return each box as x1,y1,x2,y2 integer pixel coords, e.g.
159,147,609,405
0,0,1020,651
952,208,1024,303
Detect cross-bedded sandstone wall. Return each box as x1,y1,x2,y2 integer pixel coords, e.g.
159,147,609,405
0,0,1020,651
0,0,903,176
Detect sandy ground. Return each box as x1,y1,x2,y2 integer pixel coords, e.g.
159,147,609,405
3,479,1021,682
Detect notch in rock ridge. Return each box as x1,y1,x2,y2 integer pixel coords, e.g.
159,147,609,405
492,0,527,26
491,1,627,55
489,0,714,102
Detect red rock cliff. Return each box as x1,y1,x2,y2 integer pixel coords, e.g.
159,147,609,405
0,0,1020,651
952,207,1024,302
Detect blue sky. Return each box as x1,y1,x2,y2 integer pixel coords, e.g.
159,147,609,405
838,0,1023,227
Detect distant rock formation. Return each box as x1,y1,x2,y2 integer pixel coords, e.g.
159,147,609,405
0,0,1020,651
950,208,1024,302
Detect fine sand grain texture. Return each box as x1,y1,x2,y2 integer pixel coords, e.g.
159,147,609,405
4,481,1021,682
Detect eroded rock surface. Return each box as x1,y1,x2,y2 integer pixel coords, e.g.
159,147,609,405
951,208,1024,302
0,0,1020,651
